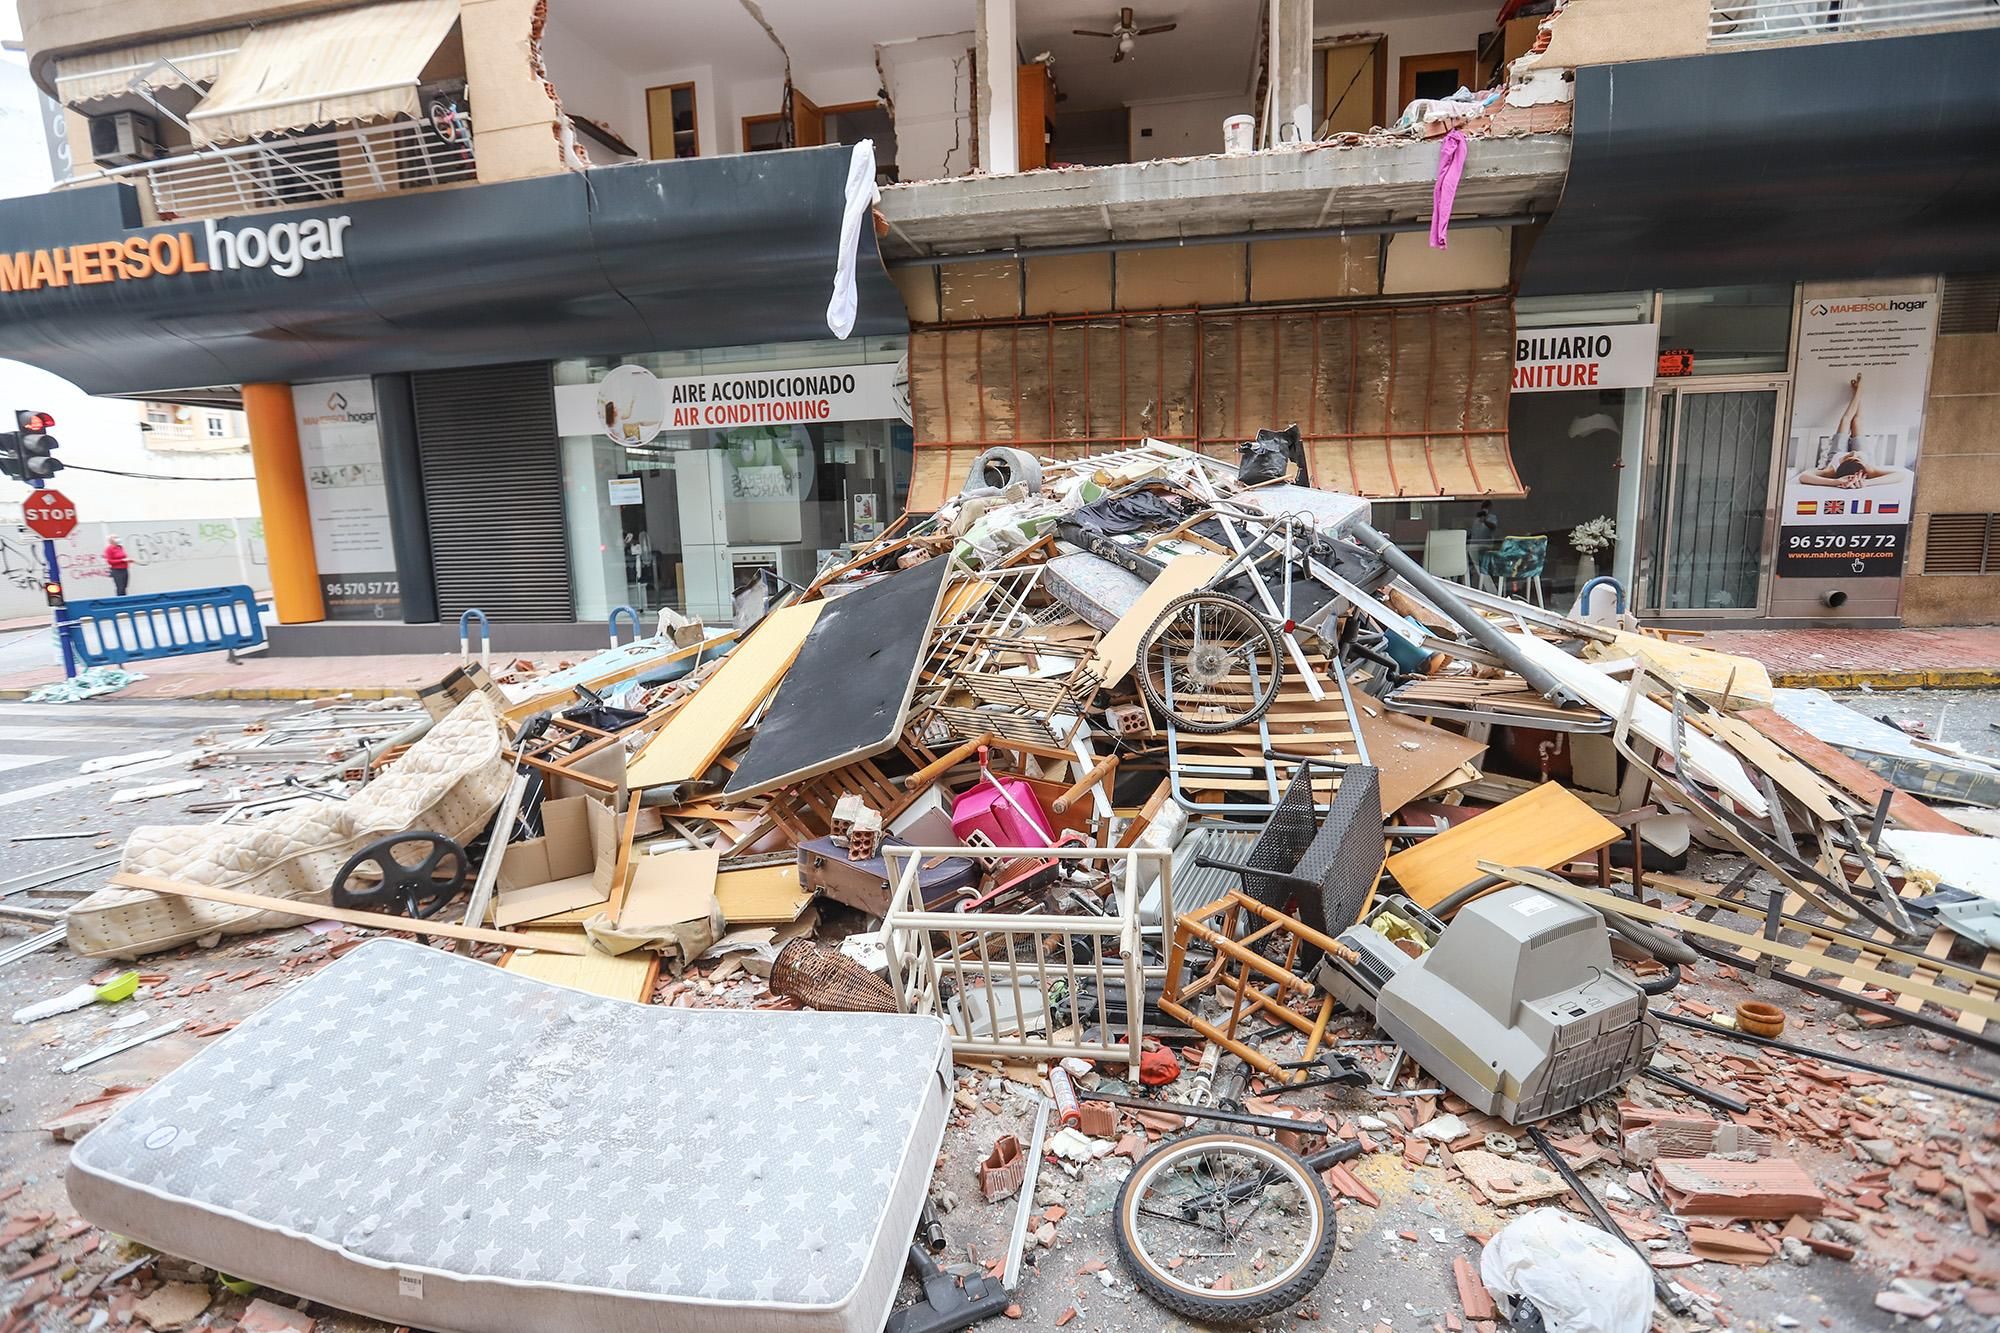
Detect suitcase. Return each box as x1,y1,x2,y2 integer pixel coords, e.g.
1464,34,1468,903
797,836,980,918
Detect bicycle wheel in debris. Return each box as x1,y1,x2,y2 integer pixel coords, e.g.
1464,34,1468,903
1113,1131,1337,1323
1135,592,1282,734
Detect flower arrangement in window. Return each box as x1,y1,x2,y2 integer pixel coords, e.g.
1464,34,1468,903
1569,515,1617,555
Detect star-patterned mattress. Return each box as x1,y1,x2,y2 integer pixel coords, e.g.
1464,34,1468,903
69,939,955,1333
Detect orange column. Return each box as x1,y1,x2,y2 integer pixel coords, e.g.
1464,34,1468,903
242,382,325,624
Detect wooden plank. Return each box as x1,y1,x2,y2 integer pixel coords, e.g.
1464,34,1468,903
503,931,656,1001
1505,631,1767,815
1084,554,1225,687
107,872,592,955
1506,871,2000,1023
1387,783,1622,909
1737,708,1969,835
714,862,814,927
502,631,733,726
1353,700,1489,814
626,602,825,790
1703,713,1846,822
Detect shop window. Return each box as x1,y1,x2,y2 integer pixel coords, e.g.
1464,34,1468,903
557,340,908,624
1515,292,1652,329
206,415,226,437
1657,285,1794,376
1922,513,2000,574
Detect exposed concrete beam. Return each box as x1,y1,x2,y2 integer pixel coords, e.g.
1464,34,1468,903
877,134,1570,257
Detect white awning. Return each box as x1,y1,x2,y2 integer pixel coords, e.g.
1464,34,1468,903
54,30,250,106
188,0,460,145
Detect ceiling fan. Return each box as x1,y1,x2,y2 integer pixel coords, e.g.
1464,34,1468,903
1072,7,1178,63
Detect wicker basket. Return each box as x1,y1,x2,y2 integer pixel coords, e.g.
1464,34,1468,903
770,937,900,1013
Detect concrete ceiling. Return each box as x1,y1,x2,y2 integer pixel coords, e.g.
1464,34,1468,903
877,134,1568,258
1314,0,1492,24
1015,0,1260,113
558,0,977,79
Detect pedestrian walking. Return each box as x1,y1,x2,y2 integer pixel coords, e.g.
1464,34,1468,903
103,534,131,596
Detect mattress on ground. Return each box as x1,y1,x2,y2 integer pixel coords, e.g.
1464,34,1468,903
70,939,953,1333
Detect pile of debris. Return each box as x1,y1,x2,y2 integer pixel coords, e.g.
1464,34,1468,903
8,432,2000,1332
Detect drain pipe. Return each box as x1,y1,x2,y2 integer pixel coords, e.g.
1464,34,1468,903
1347,521,1576,706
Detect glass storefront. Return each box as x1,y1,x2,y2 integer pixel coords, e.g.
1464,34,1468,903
556,336,911,623
1387,293,1653,610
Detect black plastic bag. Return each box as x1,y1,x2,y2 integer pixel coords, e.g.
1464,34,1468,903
1237,423,1304,486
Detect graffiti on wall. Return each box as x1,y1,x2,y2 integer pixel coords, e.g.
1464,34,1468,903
0,517,266,617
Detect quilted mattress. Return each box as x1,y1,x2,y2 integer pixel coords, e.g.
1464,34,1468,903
70,940,954,1333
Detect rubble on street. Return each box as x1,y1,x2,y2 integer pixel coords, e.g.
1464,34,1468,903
5,436,2000,1333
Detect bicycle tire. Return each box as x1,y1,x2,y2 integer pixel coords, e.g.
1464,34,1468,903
1134,592,1283,735
1112,1131,1337,1323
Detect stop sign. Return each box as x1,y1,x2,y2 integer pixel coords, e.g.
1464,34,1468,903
22,488,78,539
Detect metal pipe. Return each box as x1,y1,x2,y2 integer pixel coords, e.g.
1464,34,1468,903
1657,1011,2000,1106
1526,1125,1691,1315
1084,1090,1331,1135
1347,522,1577,705
888,213,1549,268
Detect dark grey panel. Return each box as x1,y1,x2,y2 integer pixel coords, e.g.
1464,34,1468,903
412,363,571,623
0,147,906,393
373,372,438,624
1522,29,2000,295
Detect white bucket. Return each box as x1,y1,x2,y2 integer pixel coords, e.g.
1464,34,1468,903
1223,114,1255,155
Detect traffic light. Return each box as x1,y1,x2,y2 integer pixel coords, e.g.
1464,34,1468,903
43,580,63,609
14,411,60,480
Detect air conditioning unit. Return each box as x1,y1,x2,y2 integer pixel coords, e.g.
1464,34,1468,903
89,111,160,167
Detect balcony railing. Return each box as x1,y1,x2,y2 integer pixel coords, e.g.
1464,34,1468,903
88,116,475,221
1712,0,2000,41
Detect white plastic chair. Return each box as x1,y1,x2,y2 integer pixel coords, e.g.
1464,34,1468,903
1422,529,1470,585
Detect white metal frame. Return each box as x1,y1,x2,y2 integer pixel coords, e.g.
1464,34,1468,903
1640,376,1792,619
1711,0,1999,41
73,116,475,220
883,843,1169,1076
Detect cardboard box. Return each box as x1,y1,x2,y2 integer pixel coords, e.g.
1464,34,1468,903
492,796,622,926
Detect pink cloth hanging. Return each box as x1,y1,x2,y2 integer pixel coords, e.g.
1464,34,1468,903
1430,129,1468,249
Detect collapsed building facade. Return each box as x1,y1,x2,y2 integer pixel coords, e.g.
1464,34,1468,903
0,0,1996,642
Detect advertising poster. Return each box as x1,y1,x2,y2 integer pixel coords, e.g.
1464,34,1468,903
292,378,400,619
1776,295,1936,578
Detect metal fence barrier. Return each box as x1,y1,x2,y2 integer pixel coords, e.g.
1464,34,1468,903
62,585,264,667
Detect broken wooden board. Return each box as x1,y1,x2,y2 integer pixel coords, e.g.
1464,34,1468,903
625,601,825,791
619,848,722,931
714,862,815,927
724,559,953,799
1737,707,1968,835
1353,698,1489,814
1505,630,1767,817
1510,872,2000,1025
1593,632,1774,709
1083,553,1225,687
1386,782,1622,909
503,930,656,1002
106,873,591,955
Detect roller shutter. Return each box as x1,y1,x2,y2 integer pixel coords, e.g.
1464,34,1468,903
412,363,573,621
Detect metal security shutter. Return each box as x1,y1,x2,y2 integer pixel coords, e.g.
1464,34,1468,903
412,363,573,621
1940,274,2000,335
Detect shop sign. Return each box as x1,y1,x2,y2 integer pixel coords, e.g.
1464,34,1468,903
1776,295,1936,579
0,215,353,292
555,362,905,440
293,378,398,620
1512,323,1659,393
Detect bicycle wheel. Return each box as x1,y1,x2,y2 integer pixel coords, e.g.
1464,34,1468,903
1113,1131,1337,1323
1135,593,1283,735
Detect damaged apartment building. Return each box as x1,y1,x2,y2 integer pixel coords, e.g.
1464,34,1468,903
2,0,1998,643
